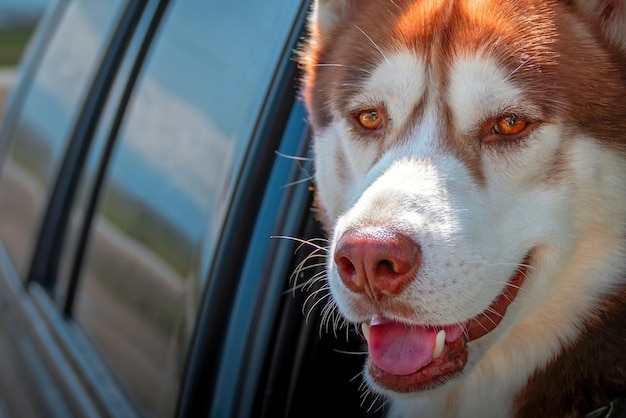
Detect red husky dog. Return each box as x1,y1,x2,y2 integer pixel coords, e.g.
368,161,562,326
299,0,626,416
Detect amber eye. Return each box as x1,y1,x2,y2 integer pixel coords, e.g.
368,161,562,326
356,109,383,130
492,114,528,136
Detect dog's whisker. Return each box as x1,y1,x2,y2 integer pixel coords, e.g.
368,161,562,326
504,54,534,81
293,239,330,254
281,176,313,189
357,376,387,413
484,307,504,320
305,275,328,294
300,268,327,287
469,317,492,334
305,267,327,281
271,235,330,252
296,253,327,264
365,392,379,413
306,291,335,324
389,0,401,9
480,278,529,294
303,287,331,315
286,270,326,294
462,260,536,270
352,369,366,384
470,309,503,333
319,306,332,333
306,283,330,299
320,80,366,90
460,324,471,341
502,281,527,292
333,349,368,356
324,308,339,337
350,22,389,63
321,310,338,337
368,393,387,414
274,150,311,162
336,316,350,338
288,254,326,292
313,62,373,75
289,257,326,282
289,250,322,275
273,151,314,188
320,303,339,335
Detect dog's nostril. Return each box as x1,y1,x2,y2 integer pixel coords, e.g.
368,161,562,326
378,259,394,274
336,256,357,278
334,228,421,300
377,258,412,276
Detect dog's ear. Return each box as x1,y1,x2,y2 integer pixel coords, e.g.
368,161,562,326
309,0,355,31
568,0,626,50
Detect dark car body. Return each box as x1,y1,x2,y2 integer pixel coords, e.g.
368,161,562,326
0,0,381,417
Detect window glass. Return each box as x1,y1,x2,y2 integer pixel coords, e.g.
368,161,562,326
73,0,303,416
0,0,128,276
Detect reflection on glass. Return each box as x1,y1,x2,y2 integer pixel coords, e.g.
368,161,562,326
74,0,303,416
0,1,127,276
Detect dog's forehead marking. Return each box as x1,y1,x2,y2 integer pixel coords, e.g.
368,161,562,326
446,54,536,134
350,51,428,133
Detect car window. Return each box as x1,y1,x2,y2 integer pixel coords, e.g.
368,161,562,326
0,0,128,277
69,0,304,416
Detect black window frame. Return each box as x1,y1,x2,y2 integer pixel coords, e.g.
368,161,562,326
175,0,315,416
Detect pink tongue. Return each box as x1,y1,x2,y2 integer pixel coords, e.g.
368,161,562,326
368,321,437,376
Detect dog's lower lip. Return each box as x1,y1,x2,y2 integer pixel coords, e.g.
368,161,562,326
465,253,532,341
364,252,532,392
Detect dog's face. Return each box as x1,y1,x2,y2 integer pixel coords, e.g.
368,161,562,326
301,0,626,403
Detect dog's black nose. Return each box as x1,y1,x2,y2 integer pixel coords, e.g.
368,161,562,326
334,228,420,301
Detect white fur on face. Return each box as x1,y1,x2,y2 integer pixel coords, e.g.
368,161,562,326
314,51,429,223
313,48,626,415
447,54,542,134
349,51,428,132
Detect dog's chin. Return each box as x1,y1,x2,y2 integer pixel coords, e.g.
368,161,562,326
361,253,532,394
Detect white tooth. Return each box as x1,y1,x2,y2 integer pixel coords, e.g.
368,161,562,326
433,330,446,359
362,323,370,342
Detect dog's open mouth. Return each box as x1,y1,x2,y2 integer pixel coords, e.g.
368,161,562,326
361,254,531,392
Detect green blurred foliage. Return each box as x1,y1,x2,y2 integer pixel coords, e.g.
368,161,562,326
0,29,32,67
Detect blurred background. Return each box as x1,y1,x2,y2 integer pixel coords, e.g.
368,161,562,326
0,0,50,112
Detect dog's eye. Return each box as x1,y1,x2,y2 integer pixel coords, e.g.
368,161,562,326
492,114,528,136
356,109,383,130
